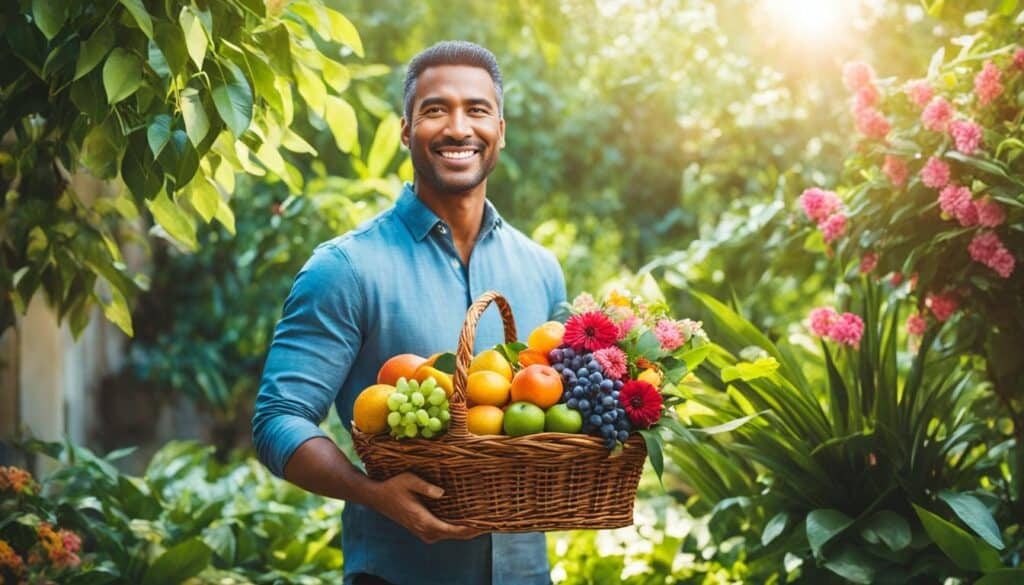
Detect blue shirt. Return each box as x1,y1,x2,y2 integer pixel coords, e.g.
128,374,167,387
252,183,566,585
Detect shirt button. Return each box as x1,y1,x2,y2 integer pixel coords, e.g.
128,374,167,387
451,259,460,269
436,224,447,235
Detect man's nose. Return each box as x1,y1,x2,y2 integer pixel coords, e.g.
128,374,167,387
444,110,472,140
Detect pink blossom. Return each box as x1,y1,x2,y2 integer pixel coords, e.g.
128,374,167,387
926,292,959,322
883,155,908,187
906,313,927,337
592,346,628,379
59,530,81,554
821,213,847,244
829,313,865,347
808,307,838,337
937,184,972,218
853,86,879,111
571,292,599,314
905,80,934,108
843,61,876,91
921,97,954,132
920,156,950,189
1015,48,1024,69
799,188,842,223
974,61,1004,106
617,315,640,340
859,251,878,274
949,120,983,155
654,319,684,351
890,272,904,286
956,201,979,227
969,231,1016,278
975,198,1006,228
854,107,891,140
990,248,1016,278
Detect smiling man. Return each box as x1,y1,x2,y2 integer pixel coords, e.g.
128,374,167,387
252,41,566,585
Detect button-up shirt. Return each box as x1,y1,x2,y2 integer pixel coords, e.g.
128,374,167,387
252,183,566,584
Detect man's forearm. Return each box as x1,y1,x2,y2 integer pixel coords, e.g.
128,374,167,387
282,436,378,507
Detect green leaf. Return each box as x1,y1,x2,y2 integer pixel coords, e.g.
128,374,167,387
366,114,401,177
432,352,458,375
938,491,1005,550
141,538,211,585
186,177,220,223
721,357,779,382
179,6,208,69
214,197,235,235
32,0,66,40
212,64,253,137
692,411,766,435
147,114,173,158
154,22,187,74
294,62,326,117
96,287,133,336
147,190,198,251
859,510,911,552
322,57,351,92
75,24,115,80
180,88,210,146
822,547,878,585
156,130,199,187
677,344,710,372
121,131,162,200
638,428,664,485
977,569,1024,584
492,343,527,371
103,48,143,104
325,8,364,57
324,95,358,153
119,0,154,39
806,509,853,558
81,121,121,179
761,512,788,546
913,504,1003,572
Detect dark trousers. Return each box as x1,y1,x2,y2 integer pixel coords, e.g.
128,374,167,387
352,574,395,585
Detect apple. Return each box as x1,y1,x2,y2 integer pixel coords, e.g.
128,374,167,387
544,404,583,433
503,402,546,436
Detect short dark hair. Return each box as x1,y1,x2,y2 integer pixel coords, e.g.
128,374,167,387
403,41,503,120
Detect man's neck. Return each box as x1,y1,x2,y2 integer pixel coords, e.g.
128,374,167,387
413,180,487,265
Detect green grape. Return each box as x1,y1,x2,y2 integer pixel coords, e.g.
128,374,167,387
427,388,446,405
442,399,449,409
416,409,430,426
391,392,408,405
427,405,439,417
387,412,402,427
411,392,425,407
421,377,436,392
421,428,435,439
428,417,442,432
403,412,417,426
387,394,403,411
408,379,420,393
403,424,418,438
399,403,413,414
439,410,450,422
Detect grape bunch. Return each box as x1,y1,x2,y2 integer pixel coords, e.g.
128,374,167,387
549,346,631,449
386,377,450,439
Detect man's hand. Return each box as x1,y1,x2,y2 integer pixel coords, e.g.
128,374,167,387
368,472,485,544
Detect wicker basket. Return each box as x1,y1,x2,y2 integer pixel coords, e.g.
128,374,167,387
352,291,647,532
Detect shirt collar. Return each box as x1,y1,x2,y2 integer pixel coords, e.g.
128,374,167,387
394,182,503,242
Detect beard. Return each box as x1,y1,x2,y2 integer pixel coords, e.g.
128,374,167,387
410,137,500,195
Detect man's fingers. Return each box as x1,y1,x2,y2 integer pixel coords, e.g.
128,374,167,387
402,473,444,499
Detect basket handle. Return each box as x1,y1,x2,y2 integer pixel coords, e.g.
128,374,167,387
447,291,518,439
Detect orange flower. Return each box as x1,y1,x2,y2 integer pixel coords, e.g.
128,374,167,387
0,466,35,495
0,539,25,575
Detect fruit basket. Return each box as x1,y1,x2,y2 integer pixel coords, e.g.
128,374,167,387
352,291,647,532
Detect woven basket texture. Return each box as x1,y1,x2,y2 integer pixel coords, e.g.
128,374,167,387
352,291,646,532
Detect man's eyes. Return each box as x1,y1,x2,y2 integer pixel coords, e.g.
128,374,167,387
421,107,491,115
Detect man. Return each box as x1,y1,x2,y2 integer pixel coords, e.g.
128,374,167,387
252,41,566,585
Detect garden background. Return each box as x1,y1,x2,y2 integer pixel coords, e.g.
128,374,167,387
2,0,1024,582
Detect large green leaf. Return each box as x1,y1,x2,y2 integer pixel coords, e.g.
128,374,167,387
103,48,143,104
977,569,1024,584
761,512,788,546
212,63,253,137
141,538,211,585
121,131,162,200
913,504,1003,572
294,62,326,117
156,129,200,187
938,491,1004,550
638,429,664,484
74,24,114,80
147,191,198,251
32,0,66,40
721,357,779,382
806,509,853,558
366,114,401,177
146,114,172,158
180,88,210,146
822,547,878,584
179,6,208,69
325,8,364,57
119,0,154,39
859,510,911,552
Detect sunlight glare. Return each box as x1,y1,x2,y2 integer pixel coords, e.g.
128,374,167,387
761,0,849,41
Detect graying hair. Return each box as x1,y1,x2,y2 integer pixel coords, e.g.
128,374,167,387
403,40,503,120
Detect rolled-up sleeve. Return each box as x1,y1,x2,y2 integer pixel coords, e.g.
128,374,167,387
252,243,364,478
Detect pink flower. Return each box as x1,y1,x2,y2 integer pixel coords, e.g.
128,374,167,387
990,248,1016,278
883,155,908,187
926,292,959,322
905,80,934,108
821,213,847,244
975,197,1006,228
854,107,891,140
956,201,979,227
921,97,954,132
809,307,838,337
592,346,628,379
853,86,879,111
571,292,599,313
799,188,842,223
59,530,82,554
920,156,950,189
843,61,876,91
859,251,878,274
890,272,904,286
1015,48,1024,69
969,231,1016,278
974,61,1004,106
829,313,865,347
906,313,927,337
949,120,983,155
616,315,640,340
654,318,684,351
938,184,973,219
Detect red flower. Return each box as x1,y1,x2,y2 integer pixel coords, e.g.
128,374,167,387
563,311,618,352
620,380,662,428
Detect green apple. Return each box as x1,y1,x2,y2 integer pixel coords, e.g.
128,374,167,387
503,402,546,436
545,403,583,433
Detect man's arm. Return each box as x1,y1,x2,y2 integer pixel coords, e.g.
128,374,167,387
253,244,481,543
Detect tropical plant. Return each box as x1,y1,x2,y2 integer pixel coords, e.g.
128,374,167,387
1,0,363,336
666,280,1012,582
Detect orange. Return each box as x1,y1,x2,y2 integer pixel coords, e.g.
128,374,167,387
469,349,513,381
466,371,512,406
510,364,563,409
377,354,426,386
413,365,454,397
517,348,550,368
353,384,395,434
467,405,504,435
527,321,565,355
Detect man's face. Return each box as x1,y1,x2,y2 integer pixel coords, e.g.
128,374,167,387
402,65,505,195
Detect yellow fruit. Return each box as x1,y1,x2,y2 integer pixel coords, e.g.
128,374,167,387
413,365,454,397
527,321,565,355
469,349,513,381
637,368,663,388
467,405,504,435
466,371,512,406
353,384,395,434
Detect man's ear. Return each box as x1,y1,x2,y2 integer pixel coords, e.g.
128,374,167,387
499,118,506,149
400,117,410,148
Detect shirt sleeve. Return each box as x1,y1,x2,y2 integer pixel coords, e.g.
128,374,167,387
252,243,365,478
545,251,568,321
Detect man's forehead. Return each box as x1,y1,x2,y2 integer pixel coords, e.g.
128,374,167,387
414,65,497,104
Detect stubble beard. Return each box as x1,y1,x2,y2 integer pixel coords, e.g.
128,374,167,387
410,139,500,196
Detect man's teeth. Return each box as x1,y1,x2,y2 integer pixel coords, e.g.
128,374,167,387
440,150,476,159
